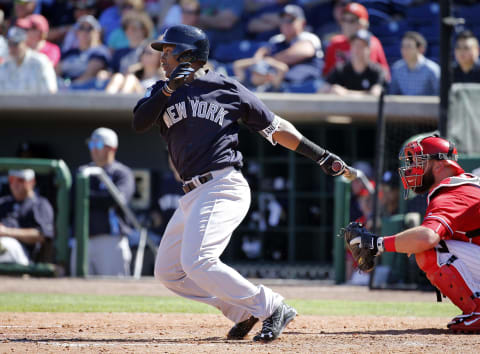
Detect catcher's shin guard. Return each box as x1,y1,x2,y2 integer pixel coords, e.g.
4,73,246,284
415,249,480,314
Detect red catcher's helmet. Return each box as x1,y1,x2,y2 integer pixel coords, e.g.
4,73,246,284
398,135,464,193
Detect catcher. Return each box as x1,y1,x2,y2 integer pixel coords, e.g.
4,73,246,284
341,135,480,333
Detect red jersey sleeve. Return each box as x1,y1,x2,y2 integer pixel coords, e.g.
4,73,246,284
421,189,467,239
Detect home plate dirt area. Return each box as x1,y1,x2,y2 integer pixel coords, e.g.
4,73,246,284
1,277,479,353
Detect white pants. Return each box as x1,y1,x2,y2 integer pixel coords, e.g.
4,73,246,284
0,237,29,266
70,235,132,276
154,167,283,323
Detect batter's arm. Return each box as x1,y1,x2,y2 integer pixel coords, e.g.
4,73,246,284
132,89,170,132
271,116,302,150
271,116,349,177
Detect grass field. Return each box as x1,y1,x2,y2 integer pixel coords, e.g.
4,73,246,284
0,293,458,317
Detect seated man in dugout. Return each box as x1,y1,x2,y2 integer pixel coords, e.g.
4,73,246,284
0,169,55,266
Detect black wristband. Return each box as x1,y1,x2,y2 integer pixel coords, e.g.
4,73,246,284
295,136,326,162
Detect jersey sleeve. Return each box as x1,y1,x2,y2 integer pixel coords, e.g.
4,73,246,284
421,191,465,239
238,83,279,145
133,80,165,113
32,198,54,238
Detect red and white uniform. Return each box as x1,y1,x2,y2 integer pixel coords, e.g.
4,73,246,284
423,173,480,246
415,173,480,318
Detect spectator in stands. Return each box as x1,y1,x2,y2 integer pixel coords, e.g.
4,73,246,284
71,127,135,276
0,9,7,64
109,10,154,70
40,0,75,44
0,26,57,93
320,29,384,96
323,2,390,81
233,56,288,92
453,30,480,83
379,170,400,217
104,42,165,94
156,0,200,34
251,4,323,90
313,0,348,46
60,0,98,53
17,14,61,67
244,0,286,41
56,15,110,90
389,31,440,96
10,0,37,22
98,0,144,44
180,0,201,27
197,0,245,51
0,169,54,266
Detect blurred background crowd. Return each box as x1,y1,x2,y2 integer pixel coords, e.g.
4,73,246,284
1,0,480,95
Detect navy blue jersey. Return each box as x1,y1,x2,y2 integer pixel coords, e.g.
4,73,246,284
134,70,277,181
0,193,54,258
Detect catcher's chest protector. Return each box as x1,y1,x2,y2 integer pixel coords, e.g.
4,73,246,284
427,173,480,204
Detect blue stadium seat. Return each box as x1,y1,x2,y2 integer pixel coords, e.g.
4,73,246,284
455,4,480,26
212,40,267,63
414,22,440,42
370,19,408,44
405,2,440,24
383,43,401,62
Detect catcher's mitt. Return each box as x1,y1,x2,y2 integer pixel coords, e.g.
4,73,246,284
339,222,381,272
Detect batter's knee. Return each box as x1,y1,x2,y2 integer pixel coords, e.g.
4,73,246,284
181,256,215,279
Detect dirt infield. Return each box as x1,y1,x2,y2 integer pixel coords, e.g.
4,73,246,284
1,277,480,353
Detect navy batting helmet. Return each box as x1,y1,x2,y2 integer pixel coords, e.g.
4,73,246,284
151,24,209,63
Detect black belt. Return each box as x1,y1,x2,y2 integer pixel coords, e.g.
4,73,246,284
182,173,213,193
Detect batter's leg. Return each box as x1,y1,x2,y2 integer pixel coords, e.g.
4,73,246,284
179,169,283,321
154,206,252,323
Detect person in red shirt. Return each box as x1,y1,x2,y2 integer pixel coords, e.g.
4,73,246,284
17,14,61,67
323,2,390,81
355,135,480,333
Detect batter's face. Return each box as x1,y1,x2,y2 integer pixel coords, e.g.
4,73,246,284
160,44,179,78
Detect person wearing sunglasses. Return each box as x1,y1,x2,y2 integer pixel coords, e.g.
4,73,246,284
56,15,110,90
323,2,390,81
248,4,323,92
0,169,54,267
0,26,57,93
70,127,135,276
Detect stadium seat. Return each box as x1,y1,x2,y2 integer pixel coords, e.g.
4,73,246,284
370,19,408,45
405,2,440,25
455,4,480,26
212,40,267,63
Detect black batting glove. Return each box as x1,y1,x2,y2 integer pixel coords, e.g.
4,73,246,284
317,150,346,176
166,62,195,91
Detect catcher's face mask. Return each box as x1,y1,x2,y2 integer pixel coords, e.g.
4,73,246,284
398,135,464,199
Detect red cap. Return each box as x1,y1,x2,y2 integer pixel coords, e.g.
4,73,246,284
17,14,49,35
344,2,369,21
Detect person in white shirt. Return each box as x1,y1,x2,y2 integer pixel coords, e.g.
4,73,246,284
0,26,57,93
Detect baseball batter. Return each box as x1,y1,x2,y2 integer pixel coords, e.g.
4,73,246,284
133,24,350,341
346,135,480,333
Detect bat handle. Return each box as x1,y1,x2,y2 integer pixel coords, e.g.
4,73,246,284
342,166,358,181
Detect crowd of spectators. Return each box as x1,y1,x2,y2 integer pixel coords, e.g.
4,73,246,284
1,0,480,96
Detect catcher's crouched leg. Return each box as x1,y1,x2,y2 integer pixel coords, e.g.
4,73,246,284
415,249,480,331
